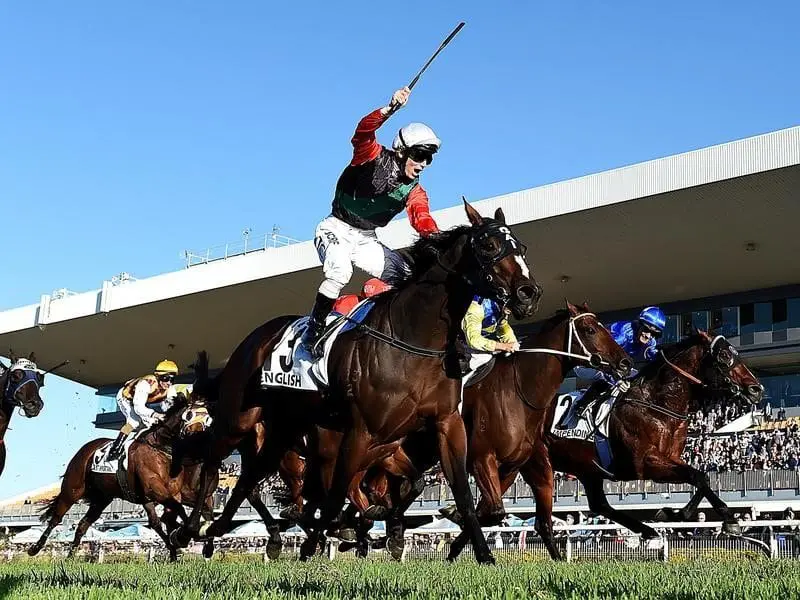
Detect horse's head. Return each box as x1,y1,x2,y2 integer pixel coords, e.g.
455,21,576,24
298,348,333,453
3,352,44,418
179,399,213,438
697,331,763,406
463,201,542,320
564,301,633,378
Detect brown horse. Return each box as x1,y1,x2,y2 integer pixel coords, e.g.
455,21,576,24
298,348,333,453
299,202,541,564
444,330,763,560
543,331,763,541
28,393,218,560
175,203,541,566
342,302,631,559
0,353,46,480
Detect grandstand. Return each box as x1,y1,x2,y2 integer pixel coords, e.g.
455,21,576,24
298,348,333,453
0,125,799,534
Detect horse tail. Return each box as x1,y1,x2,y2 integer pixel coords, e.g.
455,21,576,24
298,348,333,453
39,494,61,523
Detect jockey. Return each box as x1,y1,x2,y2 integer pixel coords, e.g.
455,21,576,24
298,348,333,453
566,306,666,422
299,86,441,357
461,295,520,379
331,278,392,317
107,359,179,460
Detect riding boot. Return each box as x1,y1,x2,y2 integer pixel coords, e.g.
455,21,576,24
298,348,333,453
300,293,336,358
107,431,127,460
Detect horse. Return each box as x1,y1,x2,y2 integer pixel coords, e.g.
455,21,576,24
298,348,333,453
0,353,46,480
297,202,541,564
339,302,633,559
28,392,219,561
540,330,763,542
173,202,541,567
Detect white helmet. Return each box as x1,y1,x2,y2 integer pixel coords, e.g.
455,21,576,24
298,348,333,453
392,122,441,153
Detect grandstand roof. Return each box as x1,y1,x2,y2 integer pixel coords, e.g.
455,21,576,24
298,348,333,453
0,126,798,389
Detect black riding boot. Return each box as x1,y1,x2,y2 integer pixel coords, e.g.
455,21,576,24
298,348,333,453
301,293,336,357
107,431,127,460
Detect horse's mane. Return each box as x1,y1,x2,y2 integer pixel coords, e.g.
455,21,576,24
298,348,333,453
634,333,707,381
392,225,472,288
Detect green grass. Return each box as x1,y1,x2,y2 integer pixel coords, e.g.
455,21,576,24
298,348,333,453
1,556,798,599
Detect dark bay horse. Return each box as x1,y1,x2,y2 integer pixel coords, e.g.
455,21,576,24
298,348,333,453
347,303,631,559
28,394,221,560
426,302,631,560
300,202,541,564
541,331,763,542
0,353,46,480
175,203,541,566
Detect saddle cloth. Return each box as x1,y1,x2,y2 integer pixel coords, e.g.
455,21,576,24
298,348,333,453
91,435,139,475
261,299,376,392
550,391,616,442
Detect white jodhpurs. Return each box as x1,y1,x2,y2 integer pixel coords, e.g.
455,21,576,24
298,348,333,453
313,215,410,299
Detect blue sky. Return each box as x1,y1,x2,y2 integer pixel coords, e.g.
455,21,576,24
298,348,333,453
1,1,798,498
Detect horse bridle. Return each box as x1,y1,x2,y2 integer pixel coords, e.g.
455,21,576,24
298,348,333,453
470,221,528,306
2,360,43,413
180,405,213,438
517,313,609,369
629,334,749,421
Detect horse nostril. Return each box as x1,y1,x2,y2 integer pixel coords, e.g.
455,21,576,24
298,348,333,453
516,285,535,303
748,385,764,400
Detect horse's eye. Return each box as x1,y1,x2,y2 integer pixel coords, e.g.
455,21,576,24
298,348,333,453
10,371,23,382
586,327,596,335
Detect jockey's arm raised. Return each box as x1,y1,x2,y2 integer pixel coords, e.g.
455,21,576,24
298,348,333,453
349,106,439,237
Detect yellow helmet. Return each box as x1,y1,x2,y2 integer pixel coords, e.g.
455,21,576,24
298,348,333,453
154,359,179,375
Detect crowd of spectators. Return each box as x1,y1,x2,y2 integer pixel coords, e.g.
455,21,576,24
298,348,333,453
683,423,800,473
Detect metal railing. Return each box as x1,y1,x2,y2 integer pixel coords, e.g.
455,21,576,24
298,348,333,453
4,469,799,526
183,231,302,268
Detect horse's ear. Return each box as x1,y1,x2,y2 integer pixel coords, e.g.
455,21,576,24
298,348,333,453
9,349,16,363
696,328,712,342
494,207,506,224
565,298,579,316
581,300,590,311
463,198,483,227
28,352,36,363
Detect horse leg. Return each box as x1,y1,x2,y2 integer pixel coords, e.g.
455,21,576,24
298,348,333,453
142,502,178,562
436,412,494,565
644,456,740,534
204,454,276,540
67,497,111,558
172,458,220,547
448,467,519,561
28,483,85,556
302,427,369,561
247,489,283,560
582,476,660,539
520,455,563,560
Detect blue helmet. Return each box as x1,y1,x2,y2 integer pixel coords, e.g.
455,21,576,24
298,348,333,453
638,306,666,333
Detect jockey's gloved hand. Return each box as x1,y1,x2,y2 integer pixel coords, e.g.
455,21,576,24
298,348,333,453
613,380,631,394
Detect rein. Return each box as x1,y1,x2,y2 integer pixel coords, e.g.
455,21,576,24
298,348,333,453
621,347,708,422
516,313,607,367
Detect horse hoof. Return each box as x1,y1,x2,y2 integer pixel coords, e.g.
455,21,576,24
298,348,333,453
266,542,282,561
337,528,357,542
169,528,190,549
723,522,742,536
299,538,317,560
439,505,462,525
27,545,41,557
372,537,387,550
169,551,179,563
202,540,214,559
356,544,369,559
387,536,405,561
477,552,496,566
362,505,388,521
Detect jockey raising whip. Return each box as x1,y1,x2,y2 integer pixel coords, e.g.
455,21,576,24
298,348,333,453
299,22,467,357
